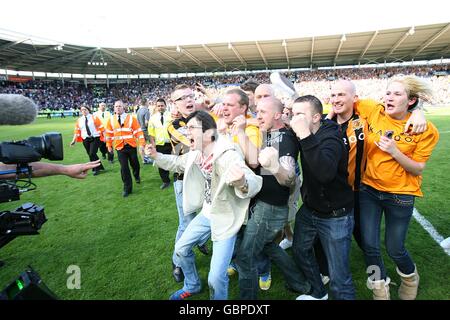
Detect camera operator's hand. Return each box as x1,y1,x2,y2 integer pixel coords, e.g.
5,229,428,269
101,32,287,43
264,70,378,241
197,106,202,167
0,160,101,179
70,139,76,147
62,160,101,179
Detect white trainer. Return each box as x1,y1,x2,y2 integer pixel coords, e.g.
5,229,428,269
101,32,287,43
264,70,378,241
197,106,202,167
279,238,293,250
321,274,330,285
296,293,328,300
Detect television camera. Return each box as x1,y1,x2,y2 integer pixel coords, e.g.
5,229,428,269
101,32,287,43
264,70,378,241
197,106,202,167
0,132,63,263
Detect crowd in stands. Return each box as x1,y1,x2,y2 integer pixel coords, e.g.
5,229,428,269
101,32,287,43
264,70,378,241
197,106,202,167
1,64,448,111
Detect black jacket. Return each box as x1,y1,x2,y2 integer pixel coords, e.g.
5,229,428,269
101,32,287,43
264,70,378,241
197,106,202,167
298,119,353,216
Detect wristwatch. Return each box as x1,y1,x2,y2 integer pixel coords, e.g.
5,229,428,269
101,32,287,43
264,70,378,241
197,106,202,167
238,179,249,193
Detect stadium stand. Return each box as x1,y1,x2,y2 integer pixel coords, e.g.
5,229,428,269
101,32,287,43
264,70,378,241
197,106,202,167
1,64,448,112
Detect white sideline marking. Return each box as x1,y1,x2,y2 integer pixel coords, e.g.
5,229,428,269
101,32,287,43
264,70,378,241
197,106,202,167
413,208,450,256
439,131,450,134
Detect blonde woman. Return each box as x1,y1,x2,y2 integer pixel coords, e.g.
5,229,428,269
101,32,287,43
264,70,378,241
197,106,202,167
355,76,439,300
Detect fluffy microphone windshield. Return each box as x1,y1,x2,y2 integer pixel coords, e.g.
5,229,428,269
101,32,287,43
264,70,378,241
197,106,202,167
0,94,39,125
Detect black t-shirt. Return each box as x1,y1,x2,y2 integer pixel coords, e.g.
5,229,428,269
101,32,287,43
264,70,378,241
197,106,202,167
167,117,190,180
255,128,299,206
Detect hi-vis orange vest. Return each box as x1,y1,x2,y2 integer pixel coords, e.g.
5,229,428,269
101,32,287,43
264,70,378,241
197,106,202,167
106,113,145,150
74,115,105,142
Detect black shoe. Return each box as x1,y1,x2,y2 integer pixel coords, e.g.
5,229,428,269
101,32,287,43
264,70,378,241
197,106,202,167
122,190,131,197
136,178,141,184
160,182,170,190
172,266,184,283
93,171,100,176
197,244,209,255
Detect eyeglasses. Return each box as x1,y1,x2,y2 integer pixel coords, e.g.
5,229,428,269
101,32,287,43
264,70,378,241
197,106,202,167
185,125,203,131
174,94,195,102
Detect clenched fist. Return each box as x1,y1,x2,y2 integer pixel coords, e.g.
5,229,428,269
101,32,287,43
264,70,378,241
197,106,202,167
230,115,247,135
226,164,246,188
258,147,280,174
290,114,311,139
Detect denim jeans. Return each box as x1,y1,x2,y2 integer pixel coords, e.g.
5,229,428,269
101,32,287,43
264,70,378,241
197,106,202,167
236,200,310,300
174,213,236,300
233,226,271,277
292,204,355,300
359,184,416,279
172,179,195,267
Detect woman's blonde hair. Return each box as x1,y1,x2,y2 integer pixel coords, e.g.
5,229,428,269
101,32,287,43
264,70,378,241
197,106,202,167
388,75,433,108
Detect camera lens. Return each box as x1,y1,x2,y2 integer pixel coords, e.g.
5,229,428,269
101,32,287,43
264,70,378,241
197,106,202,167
27,132,63,161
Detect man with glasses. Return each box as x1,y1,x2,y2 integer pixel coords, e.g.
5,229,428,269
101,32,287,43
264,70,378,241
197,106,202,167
146,110,262,300
166,84,209,283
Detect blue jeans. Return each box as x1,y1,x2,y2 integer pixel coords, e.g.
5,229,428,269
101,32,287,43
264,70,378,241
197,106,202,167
292,205,355,300
174,213,236,300
236,200,309,300
172,179,195,267
359,184,416,279
233,227,271,277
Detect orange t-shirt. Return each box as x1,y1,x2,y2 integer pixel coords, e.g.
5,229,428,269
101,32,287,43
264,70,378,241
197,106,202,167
356,103,439,196
342,99,380,190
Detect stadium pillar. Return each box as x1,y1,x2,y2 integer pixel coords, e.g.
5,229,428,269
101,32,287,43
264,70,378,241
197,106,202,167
32,71,35,81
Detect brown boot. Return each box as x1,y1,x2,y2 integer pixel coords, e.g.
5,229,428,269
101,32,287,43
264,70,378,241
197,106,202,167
367,277,391,300
397,266,419,300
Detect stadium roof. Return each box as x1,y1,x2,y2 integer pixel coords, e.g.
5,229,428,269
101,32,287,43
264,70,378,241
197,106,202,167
1,22,449,75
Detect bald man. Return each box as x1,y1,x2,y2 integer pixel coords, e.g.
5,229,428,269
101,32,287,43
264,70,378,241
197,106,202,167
254,84,275,106
255,84,300,252
329,79,427,249
235,97,309,300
